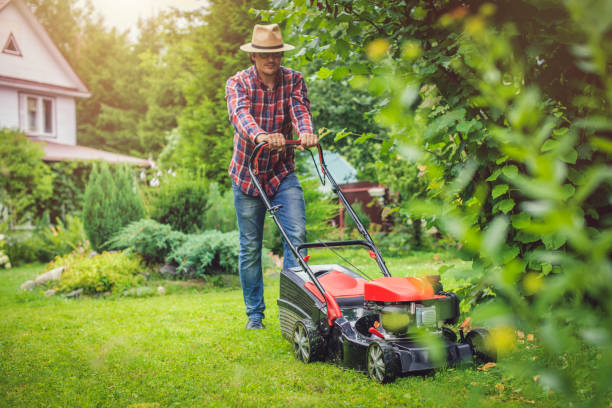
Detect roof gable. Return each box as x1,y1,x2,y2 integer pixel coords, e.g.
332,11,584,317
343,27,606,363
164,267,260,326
0,0,89,97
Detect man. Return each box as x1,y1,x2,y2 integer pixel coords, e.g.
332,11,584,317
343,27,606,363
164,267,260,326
226,24,318,330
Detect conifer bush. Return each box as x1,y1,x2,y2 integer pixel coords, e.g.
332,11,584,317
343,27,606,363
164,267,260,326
166,230,240,278
82,163,145,251
106,219,187,264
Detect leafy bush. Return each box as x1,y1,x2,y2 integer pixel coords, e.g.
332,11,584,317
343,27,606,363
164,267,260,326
37,161,93,223
166,230,239,278
200,182,237,232
49,250,146,295
0,128,54,228
3,216,88,265
106,219,187,264
32,214,88,262
0,233,10,268
277,0,612,404
83,162,145,251
149,169,210,233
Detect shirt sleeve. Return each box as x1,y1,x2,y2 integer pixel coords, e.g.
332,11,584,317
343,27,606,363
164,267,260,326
289,72,314,136
226,75,266,143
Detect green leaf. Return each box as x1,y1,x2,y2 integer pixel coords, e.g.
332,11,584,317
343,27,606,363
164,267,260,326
495,155,509,165
334,129,352,142
316,67,333,79
456,120,474,133
515,231,539,243
541,139,558,152
499,245,520,264
355,133,375,144
486,169,502,182
542,234,566,250
350,63,369,75
494,199,515,214
502,165,518,179
561,148,578,164
332,66,349,80
511,213,531,229
492,184,508,199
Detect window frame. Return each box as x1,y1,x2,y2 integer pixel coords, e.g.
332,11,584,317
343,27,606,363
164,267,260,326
19,93,57,138
2,32,22,57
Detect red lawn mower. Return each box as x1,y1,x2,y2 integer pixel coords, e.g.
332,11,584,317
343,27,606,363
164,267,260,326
249,141,496,383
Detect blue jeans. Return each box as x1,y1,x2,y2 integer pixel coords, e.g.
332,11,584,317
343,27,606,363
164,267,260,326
232,172,306,323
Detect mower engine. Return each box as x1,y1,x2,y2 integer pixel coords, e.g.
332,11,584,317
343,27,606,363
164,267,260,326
363,275,460,338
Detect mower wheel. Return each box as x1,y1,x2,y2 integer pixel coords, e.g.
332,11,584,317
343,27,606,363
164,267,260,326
440,326,457,343
466,328,497,363
367,342,400,384
293,320,325,363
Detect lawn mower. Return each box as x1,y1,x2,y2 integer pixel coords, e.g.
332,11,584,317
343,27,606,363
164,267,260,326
248,140,497,383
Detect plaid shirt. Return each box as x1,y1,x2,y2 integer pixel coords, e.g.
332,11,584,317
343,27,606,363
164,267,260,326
226,65,314,197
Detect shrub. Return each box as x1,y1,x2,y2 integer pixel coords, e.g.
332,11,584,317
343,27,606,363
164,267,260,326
3,231,37,265
35,161,93,223
82,162,145,251
3,215,88,265
0,128,54,228
149,169,210,233
0,233,10,268
200,182,237,232
106,219,187,264
50,250,146,295
166,230,239,278
32,214,88,262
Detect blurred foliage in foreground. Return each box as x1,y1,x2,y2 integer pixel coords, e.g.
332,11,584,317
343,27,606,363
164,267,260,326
260,0,611,405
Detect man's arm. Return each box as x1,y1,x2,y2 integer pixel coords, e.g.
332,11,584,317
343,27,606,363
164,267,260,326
289,72,317,149
226,76,286,150
226,76,266,143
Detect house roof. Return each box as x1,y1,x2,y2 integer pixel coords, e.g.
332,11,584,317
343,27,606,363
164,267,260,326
29,137,153,167
0,0,90,98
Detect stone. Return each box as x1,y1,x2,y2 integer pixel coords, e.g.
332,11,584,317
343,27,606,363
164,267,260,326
123,286,154,297
34,266,64,285
65,288,83,298
159,263,177,278
20,280,36,291
44,289,57,297
157,286,166,295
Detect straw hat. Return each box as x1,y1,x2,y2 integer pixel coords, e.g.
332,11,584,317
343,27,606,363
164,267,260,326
240,24,295,53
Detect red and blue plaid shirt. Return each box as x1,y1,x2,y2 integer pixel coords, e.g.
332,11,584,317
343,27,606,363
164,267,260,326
226,65,314,197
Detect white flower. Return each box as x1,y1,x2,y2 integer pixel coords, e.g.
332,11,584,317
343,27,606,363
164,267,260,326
150,177,160,187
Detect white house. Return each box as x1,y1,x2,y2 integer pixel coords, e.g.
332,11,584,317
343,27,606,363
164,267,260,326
0,0,150,166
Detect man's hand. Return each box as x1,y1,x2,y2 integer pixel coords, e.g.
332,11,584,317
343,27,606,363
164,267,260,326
256,133,286,150
297,132,318,151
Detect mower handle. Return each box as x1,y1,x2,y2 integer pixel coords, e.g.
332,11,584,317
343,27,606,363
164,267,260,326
250,140,325,177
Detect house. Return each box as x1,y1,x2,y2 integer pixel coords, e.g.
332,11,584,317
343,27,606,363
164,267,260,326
0,0,150,166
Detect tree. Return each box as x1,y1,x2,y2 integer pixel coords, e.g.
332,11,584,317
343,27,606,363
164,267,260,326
82,162,144,251
27,0,147,156
0,129,54,229
161,0,268,186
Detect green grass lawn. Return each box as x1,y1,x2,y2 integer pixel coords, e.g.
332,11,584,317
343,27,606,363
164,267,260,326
1,254,560,407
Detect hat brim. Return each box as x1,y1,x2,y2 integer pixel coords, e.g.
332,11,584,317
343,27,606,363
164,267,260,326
240,43,295,52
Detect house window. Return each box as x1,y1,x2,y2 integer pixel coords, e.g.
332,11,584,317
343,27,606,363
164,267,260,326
2,32,22,56
20,94,56,137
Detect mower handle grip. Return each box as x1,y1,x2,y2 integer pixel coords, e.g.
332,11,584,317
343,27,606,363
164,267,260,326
249,140,325,177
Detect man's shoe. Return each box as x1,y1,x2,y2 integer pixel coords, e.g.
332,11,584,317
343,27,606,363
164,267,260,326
246,320,265,330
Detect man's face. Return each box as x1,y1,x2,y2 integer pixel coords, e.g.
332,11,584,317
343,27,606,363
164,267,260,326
253,52,283,77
